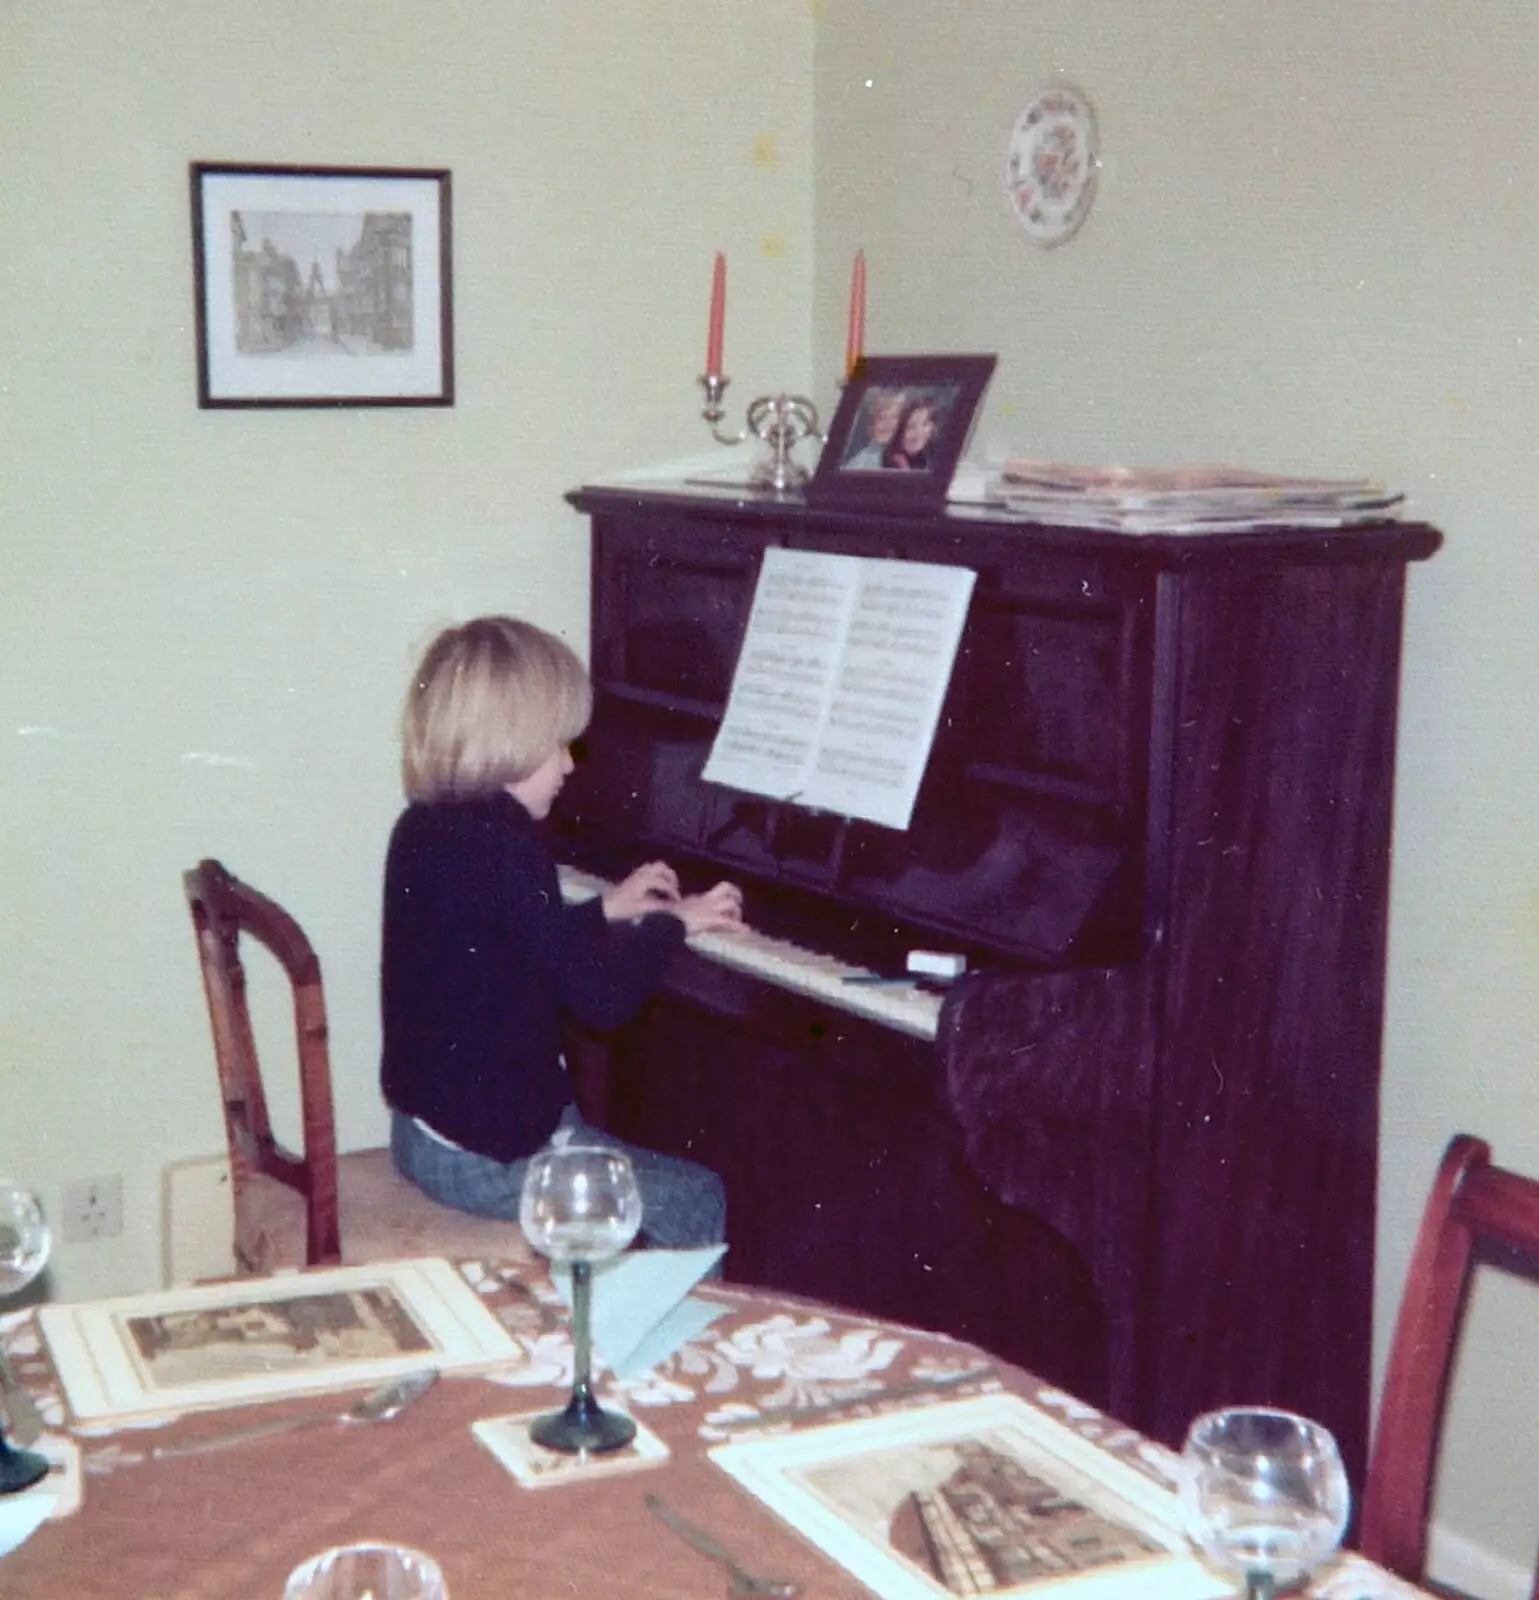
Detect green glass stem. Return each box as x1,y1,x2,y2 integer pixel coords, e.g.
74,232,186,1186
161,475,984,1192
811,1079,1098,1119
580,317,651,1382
528,1258,636,1455
570,1259,594,1407
1245,1570,1276,1600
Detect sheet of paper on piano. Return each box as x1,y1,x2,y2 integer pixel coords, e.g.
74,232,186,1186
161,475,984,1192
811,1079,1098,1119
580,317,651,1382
701,546,976,831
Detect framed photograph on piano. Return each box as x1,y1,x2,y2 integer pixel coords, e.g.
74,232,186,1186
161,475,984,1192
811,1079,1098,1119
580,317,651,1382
808,353,996,509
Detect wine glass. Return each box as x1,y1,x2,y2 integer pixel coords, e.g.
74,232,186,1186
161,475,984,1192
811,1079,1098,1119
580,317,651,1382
1181,1407,1352,1600
0,1183,52,1494
284,1541,448,1599
518,1140,644,1453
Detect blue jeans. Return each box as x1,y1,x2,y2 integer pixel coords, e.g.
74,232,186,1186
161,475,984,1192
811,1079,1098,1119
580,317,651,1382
389,1107,726,1249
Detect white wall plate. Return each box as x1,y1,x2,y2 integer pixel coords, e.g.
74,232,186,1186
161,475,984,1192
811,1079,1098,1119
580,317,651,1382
1005,84,1100,247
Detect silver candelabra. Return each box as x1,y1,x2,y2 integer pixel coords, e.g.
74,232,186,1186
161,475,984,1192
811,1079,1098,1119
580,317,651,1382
698,374,821,493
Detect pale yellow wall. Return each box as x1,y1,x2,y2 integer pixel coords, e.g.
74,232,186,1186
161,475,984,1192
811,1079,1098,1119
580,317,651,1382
814,0,1539,1583
1,1,813,1295
6,0,1538,1580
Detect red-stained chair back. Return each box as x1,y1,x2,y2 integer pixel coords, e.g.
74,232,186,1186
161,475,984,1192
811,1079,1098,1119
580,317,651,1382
1358,1134,1539,1598
183,859,529,1274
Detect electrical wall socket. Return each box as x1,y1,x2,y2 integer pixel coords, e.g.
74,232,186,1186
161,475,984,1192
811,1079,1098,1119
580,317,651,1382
60,1176,124,1244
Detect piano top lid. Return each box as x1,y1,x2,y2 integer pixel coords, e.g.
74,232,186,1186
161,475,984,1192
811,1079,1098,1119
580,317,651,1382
567,479,1443,569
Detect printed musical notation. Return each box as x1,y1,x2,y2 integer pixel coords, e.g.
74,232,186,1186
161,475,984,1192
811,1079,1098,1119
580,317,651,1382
702,547,975,830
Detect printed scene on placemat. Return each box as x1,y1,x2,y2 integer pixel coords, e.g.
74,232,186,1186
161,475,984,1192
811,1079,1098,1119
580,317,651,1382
798,1430,1161,1592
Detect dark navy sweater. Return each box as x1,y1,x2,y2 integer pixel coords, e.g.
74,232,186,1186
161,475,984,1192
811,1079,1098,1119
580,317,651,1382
380,793,684,1161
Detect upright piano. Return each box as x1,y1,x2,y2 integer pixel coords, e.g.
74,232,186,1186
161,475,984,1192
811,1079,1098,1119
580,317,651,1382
553,479,1441,1485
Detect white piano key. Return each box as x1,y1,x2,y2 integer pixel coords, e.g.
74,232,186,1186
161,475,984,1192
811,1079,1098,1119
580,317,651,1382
557,863,941,1042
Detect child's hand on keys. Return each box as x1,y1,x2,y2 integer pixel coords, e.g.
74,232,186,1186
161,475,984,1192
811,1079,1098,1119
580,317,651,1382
675,881,745,936
601,860,681,921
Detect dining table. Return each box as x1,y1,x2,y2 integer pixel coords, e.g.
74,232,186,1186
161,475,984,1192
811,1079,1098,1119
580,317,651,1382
0,1254,1433,1600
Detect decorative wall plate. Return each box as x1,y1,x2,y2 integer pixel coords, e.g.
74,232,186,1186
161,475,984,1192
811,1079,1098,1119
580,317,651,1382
1005,84,1100,246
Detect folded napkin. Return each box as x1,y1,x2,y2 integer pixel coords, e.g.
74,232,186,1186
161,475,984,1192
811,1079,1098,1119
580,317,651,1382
0,1478,56,1558
552,1247,727,1381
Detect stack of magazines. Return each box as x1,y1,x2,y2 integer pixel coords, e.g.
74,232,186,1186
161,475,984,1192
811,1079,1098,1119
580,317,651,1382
964,461,1404,533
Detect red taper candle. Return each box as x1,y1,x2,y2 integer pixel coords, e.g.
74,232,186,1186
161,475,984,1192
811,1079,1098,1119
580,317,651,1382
706,253,726,377
845,250,867,380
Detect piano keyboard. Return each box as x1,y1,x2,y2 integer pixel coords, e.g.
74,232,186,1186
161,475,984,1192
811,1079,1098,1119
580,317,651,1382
557,864,943,1042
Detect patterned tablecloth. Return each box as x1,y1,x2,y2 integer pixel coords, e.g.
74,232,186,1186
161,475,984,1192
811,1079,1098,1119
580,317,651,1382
0,1260,1426,1600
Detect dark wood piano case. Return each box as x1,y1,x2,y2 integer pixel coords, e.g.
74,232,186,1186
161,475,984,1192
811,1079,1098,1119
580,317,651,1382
556,481,1440,1488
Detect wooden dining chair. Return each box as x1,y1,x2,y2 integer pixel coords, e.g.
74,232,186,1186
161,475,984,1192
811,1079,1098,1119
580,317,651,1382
183,858,531,1274
1357,1133,1539,1598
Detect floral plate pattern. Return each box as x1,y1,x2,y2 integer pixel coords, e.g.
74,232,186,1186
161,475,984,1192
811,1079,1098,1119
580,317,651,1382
1005,83,1100,246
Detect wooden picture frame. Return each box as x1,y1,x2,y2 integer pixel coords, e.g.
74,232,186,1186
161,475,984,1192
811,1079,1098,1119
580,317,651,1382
190,162,453,408
807,354,996,509
38,1257,520,1424
711,1393,1231,1600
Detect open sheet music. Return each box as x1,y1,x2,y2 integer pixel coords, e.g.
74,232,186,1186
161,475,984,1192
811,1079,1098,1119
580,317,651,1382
702,547,975,830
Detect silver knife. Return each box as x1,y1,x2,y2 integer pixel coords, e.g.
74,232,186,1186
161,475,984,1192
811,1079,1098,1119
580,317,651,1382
0,1348,46,1447
643,1493,802,1598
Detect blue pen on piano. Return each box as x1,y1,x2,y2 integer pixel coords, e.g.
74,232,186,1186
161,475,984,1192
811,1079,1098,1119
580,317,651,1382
842,973,914,987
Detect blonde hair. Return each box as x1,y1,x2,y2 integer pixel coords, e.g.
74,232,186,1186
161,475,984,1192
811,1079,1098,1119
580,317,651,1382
401,616,592,802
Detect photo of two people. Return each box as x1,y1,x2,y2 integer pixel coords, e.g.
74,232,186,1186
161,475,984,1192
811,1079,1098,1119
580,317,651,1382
840,384,959,472
808,354,996,508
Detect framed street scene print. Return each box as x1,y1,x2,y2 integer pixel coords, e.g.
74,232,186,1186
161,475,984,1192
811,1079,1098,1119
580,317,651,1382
190,162,454,408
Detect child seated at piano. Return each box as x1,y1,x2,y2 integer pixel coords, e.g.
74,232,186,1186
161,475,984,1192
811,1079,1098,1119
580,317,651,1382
381,614,745,1246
